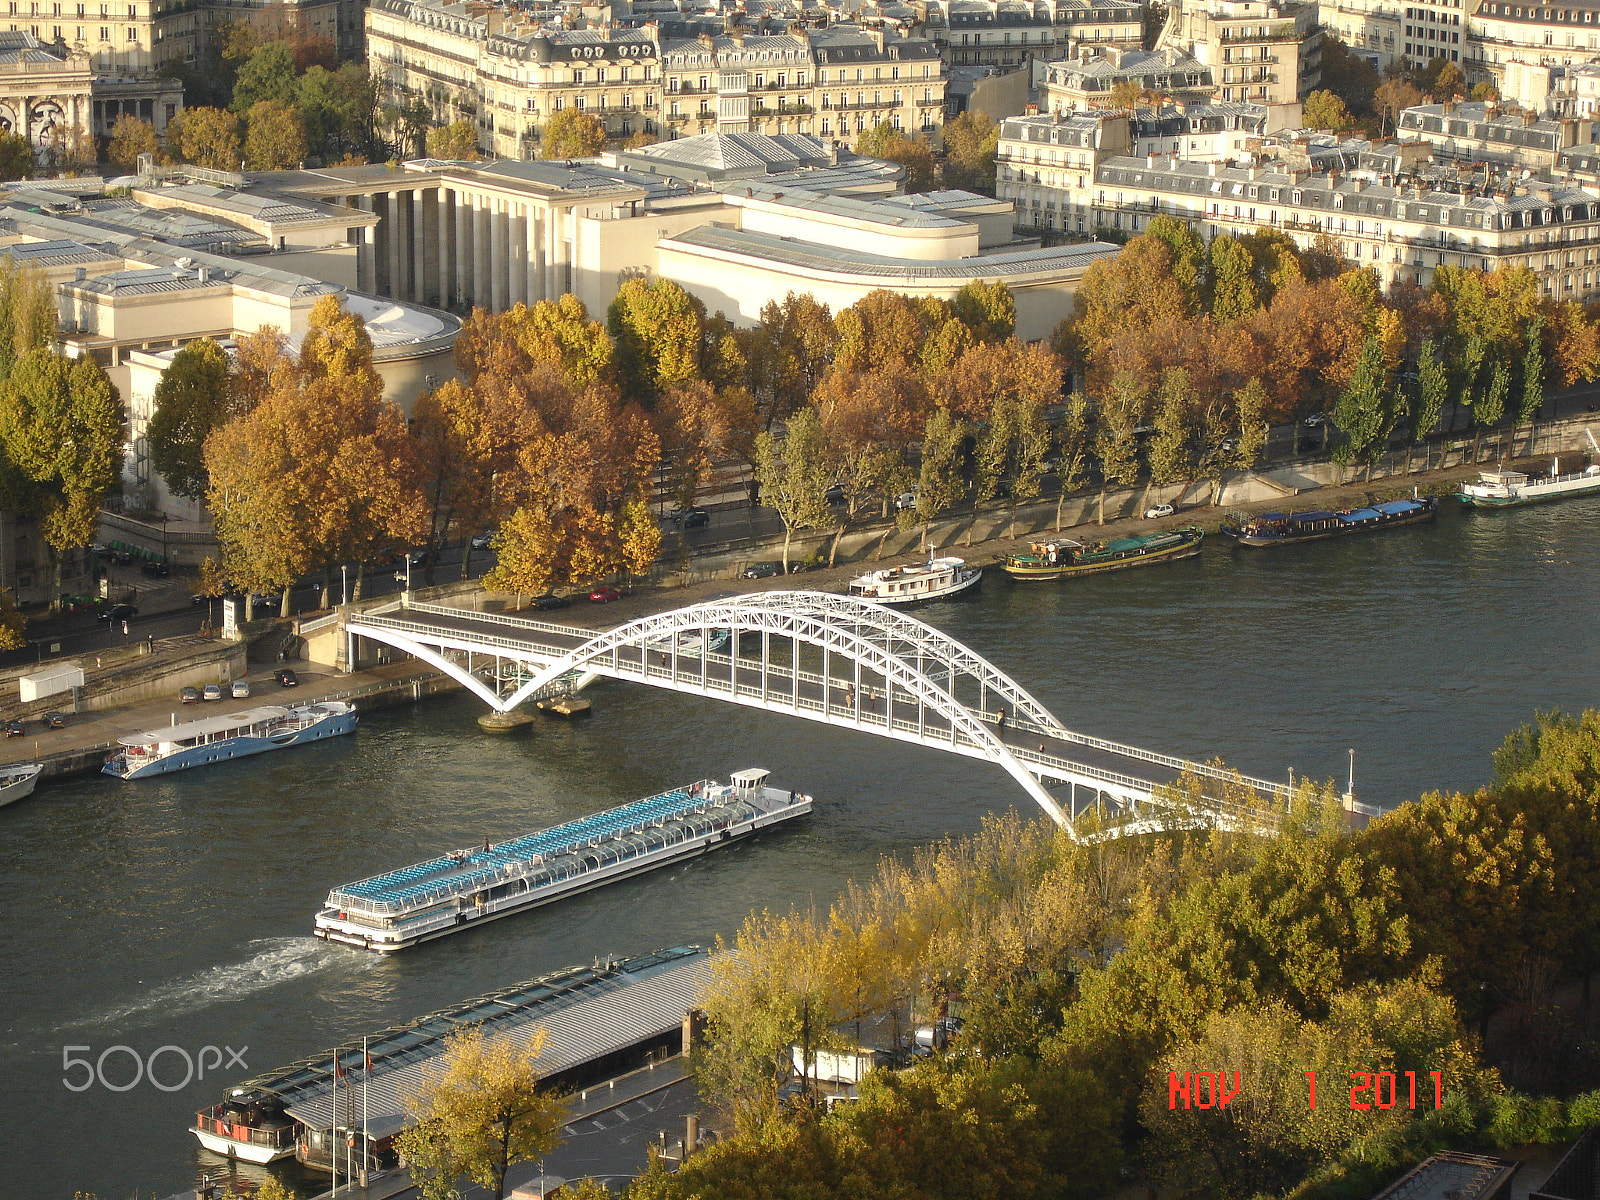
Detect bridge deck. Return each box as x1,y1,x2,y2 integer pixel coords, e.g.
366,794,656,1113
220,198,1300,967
349,606,1277,814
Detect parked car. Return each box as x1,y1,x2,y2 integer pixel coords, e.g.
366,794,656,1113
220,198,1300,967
893,491,918,511
742,562,782,580
531,593,570,610
588,586,621,604
140,559,171,577
231,680,251,699
274,668,299,688
1144,503,1175,520
824,484,846,505
97,603,137,623
787,561,810,574
470,530,496,550
179,686,201,703
1303,412,1327,428
673,507,710,529
202,683,224,701
4,719,22,737
409,549,436,567
251,595,278,616
42,711,65,729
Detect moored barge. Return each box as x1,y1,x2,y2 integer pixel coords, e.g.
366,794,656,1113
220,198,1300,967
104,702,357,779
314,770,810,951
1000,528,1203,580
1221,497,1437,546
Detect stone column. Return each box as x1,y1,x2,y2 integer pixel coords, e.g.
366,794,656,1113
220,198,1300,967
385,192,403,300
454,188,471,311
436,187,453,309
525,205,543,305
509,204,527,309
356,194,375,293
472,193,491,312
543,205,561,300
490,198,509,312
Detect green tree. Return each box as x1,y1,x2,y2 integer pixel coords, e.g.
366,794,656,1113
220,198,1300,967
754,407,830,571
245,99,307,169
0,131,33,181
0,256,60,382
231,41,299,114
1208,235,1260,322
0,351,124,601
1375,78,1424,136
106,114,160,170
1147,367,1197,486
605,277,704,405
147,338,233,501
426,119,480,160
170,106,242,171
1052,390,1091,530
0,587,25,650
952,280,1015,342
540,108,606,159
1229,377,1269,477
1331,335,1393,469
1413,337,1448,450
1478,358,1510,429
395,1025,567,1200
941,110,1000,194
1519,313,1546,422
855,122,936,192
1093,370,1146,522
1317,36,1380,118
914,406,969,549
1302,89,1352,131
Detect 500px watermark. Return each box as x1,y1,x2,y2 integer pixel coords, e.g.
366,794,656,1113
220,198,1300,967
61,1044,248,1092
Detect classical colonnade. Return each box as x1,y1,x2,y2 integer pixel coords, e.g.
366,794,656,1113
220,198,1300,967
334,184,574,313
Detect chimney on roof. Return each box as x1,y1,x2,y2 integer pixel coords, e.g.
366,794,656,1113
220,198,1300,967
1442,99,1456,115
1523,109,1538,126
1025,101,1039,115
1486,101,1500,119
74,266,85,282
1147,152,1157,166
697,29,714,47
198,265,210,284
1207,160,1220,175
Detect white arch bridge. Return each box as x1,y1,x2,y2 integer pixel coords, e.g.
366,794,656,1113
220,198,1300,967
343,592,1335,836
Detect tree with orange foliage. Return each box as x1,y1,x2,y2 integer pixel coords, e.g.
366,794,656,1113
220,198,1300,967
814,370,926,562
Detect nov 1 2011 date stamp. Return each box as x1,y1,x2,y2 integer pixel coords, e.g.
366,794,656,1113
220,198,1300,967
1168,1071,1446,1110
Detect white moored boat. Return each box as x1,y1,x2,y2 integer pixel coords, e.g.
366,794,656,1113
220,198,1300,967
315,769,811,951
104,702,357,779
0,762,43,808
846,556,983,606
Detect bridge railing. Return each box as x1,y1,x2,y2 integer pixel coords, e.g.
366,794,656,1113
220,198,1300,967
406,601,583,640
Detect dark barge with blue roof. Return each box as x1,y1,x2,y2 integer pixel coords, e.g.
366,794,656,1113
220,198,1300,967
1220,496,1438,546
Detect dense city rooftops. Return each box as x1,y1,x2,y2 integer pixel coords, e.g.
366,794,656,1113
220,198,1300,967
1399,101,1574,155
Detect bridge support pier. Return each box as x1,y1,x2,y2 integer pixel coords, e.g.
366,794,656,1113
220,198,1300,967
478,710,536,733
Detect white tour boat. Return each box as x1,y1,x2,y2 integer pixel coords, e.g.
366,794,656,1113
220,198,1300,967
192,1089,300,1164
104,702,357,779
315,769,811,951
1459,430,1600,508
846,556,983,605
0,762,43,808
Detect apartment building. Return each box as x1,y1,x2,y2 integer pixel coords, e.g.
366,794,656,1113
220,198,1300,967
1396,99,1583,167
997,122,1600,298
367,0,947,155
1037,46,1218,110
1159,0,1322,105
1320,0,1401,70
919,0,1144,70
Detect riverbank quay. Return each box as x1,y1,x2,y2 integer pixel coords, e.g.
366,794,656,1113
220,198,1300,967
0,657,462,783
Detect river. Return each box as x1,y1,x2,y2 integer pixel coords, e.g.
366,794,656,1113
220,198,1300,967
4,497,1598,1200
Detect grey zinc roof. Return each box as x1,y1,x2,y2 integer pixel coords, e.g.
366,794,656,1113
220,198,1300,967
0,237,122,266
737,184,969,227
626,130,831,173
278,950,712,1139
665,224,1120,279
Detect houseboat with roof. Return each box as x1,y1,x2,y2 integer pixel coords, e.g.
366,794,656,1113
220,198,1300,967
846,557,982,605
103,702,357,779
1220,497,1437,546
1000,528,1203,581
1458,441,1600,508
314,770,810,951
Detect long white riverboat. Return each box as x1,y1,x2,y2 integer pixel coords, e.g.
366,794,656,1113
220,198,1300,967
0,762,42,808
314,769,812,952
103,702,358,780
847,557,983,605
1458,459,1600,507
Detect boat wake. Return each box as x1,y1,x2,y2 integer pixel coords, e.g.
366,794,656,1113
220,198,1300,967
60,937,363,1031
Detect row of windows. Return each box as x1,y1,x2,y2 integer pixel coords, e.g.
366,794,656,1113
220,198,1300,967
1405,25,1461,41
6,1,133,13
9,20,129,39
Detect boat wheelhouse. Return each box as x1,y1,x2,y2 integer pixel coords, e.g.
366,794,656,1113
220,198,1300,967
104,702,357,779
315,770,811,951
1000,528,1203,580
846,557,982,605
1221,497,1437,546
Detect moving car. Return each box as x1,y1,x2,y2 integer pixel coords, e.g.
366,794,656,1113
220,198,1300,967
589,586,621,603
179,686,201,703
140,560,170,577
97,603,137,623
274,668,299,688
202,683,224,701
1144,503,1175,520
470,530,496,550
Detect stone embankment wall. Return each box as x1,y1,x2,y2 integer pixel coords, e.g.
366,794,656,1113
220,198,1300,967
0,638,248,724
